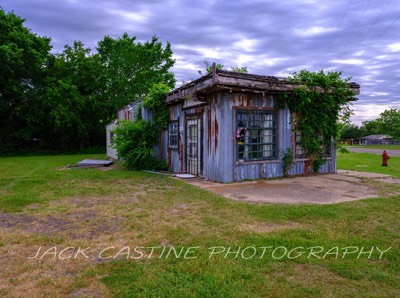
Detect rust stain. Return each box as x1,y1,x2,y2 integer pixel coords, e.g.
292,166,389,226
211,105,215,155
238,95,244,107
304,161,312,174
247,95,251,107
179,128,183,172
168,148,172,169
208,108,211,155
214,113,218,153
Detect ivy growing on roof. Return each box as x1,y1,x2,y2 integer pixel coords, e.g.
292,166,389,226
283,70,357,173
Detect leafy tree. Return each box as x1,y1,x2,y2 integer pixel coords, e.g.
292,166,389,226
97,33,175,111
0,8,52,151
361,120,382,136
36,41,107,149
284,70,357,172
376,109,400,140
340,124,366,140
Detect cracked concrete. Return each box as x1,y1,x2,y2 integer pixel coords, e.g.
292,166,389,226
184,171,400,204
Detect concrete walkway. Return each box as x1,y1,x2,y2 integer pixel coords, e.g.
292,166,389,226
183,171,400,205
347,147,400,156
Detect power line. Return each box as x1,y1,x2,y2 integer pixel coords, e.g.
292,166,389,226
336,0,372,63
357,0,392,48
364,15,400,52
343,14,400,76
323,0,352,61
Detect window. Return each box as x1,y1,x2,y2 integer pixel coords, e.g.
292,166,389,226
168,122,178,149
109,131,114,144
236,110,278,161
294,130,306,159
323,139,332,157
294,130,332,159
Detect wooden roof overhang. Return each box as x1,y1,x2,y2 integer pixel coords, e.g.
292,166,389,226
166,66,360,105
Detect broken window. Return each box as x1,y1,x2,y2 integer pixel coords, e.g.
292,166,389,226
168,122,178,149
236,110,278,161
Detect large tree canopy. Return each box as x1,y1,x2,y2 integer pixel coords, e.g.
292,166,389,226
377,109,400,140
0,8,175,154
36,41,107,149
97,33,175,111
0,8,52,149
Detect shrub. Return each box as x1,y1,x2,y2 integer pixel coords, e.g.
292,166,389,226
112,120,167,171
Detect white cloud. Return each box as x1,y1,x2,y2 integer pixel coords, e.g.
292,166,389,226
331,59,365,65
292,26,336,37
109,9,150,23
387,43,400,52
351,104,392,125
233,38,259,52
367,92,389,97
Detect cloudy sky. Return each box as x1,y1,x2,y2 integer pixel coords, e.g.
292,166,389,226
2,0,399,124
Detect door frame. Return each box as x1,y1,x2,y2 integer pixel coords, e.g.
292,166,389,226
185,114,202,175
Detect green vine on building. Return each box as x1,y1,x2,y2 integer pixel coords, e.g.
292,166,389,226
283,70,358,173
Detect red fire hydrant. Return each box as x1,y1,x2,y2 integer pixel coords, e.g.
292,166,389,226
382,150,390,166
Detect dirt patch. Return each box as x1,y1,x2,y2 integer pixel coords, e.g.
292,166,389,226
237,222,302,233
0,209,122,240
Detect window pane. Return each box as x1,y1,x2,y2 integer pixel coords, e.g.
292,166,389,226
169,122,178,149
236,110,277,161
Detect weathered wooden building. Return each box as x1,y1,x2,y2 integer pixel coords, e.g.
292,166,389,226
107,67,360,183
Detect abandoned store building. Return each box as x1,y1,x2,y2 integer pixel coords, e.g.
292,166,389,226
107,69,360,183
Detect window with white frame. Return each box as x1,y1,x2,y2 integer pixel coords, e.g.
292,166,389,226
168,122,178,149
236,109,278,161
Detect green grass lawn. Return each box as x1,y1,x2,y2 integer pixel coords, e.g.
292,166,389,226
0,154,399,297
337,151,400,178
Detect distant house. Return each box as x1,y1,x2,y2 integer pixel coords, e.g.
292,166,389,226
360,135,393,145
107,67,360,183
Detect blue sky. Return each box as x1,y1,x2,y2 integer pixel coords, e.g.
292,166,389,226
2,0,399,124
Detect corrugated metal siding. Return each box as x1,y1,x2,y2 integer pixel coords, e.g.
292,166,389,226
166,91,336,182
167,104,184,172
202,94,235,182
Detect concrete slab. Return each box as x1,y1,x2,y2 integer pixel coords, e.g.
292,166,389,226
76,159,113,167
184,172,400,205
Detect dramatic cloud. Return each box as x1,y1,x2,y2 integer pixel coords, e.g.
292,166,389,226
2,0,399,124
